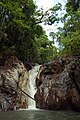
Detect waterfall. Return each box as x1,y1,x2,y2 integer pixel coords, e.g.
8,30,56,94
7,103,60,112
27,65,41,109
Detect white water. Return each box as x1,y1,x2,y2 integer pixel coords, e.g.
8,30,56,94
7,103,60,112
27,65,41,109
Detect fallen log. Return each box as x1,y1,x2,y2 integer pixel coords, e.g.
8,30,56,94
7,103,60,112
18,86,35,101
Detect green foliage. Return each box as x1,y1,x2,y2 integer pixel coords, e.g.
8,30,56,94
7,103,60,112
66,0,80,12
0,0,42,63
49,0,80,57
35,3,62,25
0,0,58,63
2,0,80,64
60,0,80,56
36,31,57,63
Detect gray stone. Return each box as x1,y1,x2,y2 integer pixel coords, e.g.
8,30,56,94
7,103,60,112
35,57,80,111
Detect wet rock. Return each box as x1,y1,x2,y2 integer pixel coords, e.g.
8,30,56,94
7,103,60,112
35,56,80,111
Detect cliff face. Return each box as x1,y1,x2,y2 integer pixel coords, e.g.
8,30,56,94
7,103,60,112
0,56,28,111
0,56,80,111
35,57,80,111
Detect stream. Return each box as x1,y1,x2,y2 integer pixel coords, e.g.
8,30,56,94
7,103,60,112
0,110,80,120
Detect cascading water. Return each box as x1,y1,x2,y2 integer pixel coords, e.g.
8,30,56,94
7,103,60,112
27,65,41,109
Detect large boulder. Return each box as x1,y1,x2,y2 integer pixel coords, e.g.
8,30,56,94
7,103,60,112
35,56,80,111
0,56,28,111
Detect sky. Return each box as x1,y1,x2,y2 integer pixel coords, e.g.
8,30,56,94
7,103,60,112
34,0,67,41
35,0,66,10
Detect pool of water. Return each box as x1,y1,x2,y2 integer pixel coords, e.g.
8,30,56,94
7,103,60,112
0,110,80,120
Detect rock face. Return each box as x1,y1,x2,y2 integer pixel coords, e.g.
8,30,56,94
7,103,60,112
0,56,29,111
35,56,80,111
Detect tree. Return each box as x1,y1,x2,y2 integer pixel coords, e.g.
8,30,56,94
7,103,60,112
49,0,80,56
36,31,57,63
0,0,44,63
35,3,62,25
60,0,80,56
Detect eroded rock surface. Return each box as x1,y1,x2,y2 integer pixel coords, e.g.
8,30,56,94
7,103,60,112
0,56,28,111
35,56,80,111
